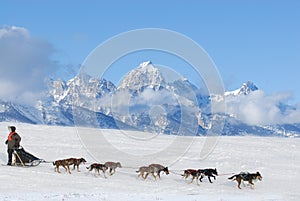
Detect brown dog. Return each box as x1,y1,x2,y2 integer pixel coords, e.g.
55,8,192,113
67,157,87,172
181,169,202,185
53,157,86,174
53,159,71,174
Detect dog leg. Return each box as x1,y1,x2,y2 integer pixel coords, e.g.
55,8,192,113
66,165,71,174
237,178,242,189
189,177,195,184
208,176,213,183
103,170,107,179
183,173,188,180
157,172,161,179
94,169,98,177
151,172,157,180
143,173,149,180
199,174,203,182
249,180,254,189
55,166,61,173
75,165,78,171
57,166,61,173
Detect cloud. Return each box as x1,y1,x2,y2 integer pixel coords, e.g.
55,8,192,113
135,88,178,106
97,88,179,116
0,25,58,104
226,90,300,125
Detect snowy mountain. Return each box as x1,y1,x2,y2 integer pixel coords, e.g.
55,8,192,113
0,61,299,137
0,101,38,124
118,61,166,94
56,74,116,108
225,81,258,96
113,61,206,135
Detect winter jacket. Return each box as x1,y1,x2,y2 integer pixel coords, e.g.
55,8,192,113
5,132,21,150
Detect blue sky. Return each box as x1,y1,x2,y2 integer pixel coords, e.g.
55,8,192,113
0,0,299,103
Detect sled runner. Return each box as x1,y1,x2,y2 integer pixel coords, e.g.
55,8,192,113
12,147,45,167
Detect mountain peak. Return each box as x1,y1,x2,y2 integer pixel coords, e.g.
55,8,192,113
225,81,258,96
118,61,166,92
139,61,152,68
239,81,258,95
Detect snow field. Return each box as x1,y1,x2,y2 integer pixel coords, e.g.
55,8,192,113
0,123,299,201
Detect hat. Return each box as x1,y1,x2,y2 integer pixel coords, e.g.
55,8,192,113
8,126,16,132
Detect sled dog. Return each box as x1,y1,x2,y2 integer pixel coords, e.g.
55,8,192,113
86,163,108,178
68,157,86,172
228,171,262,189
104,161,122,175
53,159,71,174
181,169,202,185
199,168,218,183
148,164,169,179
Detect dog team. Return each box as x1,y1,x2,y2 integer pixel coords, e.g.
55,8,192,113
53,157,262,189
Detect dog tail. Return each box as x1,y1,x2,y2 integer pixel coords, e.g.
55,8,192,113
228,175,236,180
52,162,55,166
136,170,140,173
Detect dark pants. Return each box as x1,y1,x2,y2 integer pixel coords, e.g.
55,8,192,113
7,149,14,165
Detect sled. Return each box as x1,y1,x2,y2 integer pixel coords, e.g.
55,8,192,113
12,147,45,167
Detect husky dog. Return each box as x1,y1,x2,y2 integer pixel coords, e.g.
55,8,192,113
181,169,202,185
199,168,218,183
136,166,153,180
104,162,122,175
53,159,71,174
67,157,86,172
228,171,262,189
86,163,108,178
53,157,86,174
136,164,169,180
148,164,169,179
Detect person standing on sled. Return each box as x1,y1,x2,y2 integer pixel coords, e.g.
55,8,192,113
5,126,21,165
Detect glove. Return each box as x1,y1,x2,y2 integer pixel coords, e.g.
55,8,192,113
5,140,8,144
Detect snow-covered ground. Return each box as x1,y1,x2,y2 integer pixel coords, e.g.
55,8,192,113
0,122,299,201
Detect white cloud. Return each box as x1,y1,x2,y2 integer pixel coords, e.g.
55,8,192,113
0,25,58,105
97,88,179,116
135,88,177,106
226,90,300,125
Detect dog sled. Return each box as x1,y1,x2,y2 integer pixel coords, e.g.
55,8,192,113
12,146,45,167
